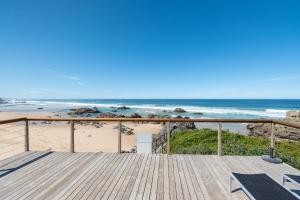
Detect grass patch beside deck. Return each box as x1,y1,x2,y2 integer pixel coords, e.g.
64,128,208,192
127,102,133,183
170,129,300,169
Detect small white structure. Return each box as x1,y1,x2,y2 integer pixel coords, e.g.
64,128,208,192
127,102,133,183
136,133,153,154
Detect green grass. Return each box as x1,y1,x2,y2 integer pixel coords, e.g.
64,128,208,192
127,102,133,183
170,129,300,169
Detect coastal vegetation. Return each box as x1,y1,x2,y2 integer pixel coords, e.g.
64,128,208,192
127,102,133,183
170,129,300,169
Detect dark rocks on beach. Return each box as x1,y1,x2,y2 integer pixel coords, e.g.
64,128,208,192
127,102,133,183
147,114,170,119
117,106,130,110
247,110,300,141
158,117,196,137
97,112,125,118
68,107,100,115
287,110,300,120
98,112,143,119
114,124,135,135
174,108,186,113
147,114,158,118
130,113,142,118
111,109,118,113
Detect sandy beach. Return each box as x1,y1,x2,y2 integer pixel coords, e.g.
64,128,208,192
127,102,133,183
0,112,163,160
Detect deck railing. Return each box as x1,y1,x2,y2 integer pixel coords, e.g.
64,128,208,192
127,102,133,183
0,117,300,155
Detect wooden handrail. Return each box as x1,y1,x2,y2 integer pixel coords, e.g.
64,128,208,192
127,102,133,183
0,118,27,125
0,116,299,155
26,117,274,123
273,119,300,129
0,117,299,129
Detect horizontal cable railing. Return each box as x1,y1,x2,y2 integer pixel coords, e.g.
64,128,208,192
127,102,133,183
0,117,299,156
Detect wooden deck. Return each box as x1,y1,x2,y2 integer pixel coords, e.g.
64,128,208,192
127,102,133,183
0,152,299,200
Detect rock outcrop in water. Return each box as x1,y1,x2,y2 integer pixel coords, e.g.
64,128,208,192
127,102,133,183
0,98,8,104
117,106,130,110
174,108,186,113
247,110,300,141
68,107,100,115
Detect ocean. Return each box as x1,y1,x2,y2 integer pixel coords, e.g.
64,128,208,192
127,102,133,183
1,99,300,119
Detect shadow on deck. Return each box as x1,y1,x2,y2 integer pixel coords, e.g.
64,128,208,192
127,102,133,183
0,151,299,200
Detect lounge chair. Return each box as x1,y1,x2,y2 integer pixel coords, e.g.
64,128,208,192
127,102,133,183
283,174,300,198
283,174,300,187
230,172,299,200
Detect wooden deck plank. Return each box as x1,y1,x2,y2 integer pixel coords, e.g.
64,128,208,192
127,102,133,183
49,153,109,200
128,154,148,200
5,153,88,200
121,154,146,200
156,155,165,200
179,155,197,200
0,152,68,193
176,155,191,200
89,154,131,200
0,151,36,168
149,154,159,200
109,154,141,200
172,155,184,200
168,155,177,200
28,153,100,200
0,152,298,200
63,153,118,200
190,156,222,199
143,154,156,200
73,154,125,200
135,154,152,200
98,154,136,199
201,156,231,200
0,151,50,176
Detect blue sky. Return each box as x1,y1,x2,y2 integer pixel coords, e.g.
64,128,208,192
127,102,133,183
0,0,300,99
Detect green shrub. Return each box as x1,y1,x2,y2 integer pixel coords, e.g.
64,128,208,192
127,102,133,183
170,129,300,169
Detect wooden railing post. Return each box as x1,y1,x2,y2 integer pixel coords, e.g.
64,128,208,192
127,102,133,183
25,120,29,151
118,121,122,153
167,122,170,154
218,123,222,156
270,122,275,157
70,121,75,153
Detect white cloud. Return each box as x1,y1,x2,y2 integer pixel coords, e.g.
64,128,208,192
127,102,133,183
249,76,300,83
40,68,85,85
64,76,81,81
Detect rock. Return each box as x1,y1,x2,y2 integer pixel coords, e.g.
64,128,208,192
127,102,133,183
174,108,186,113
193,112,203,115
130,113,142,118
0,98,8,104
114,125,135,135
97,112,117,118
117,106,130,110
147,114,158,118
147,114,170,119
287,111,300,120
248,110,300,141
130,146,137,153
158,116,196,137
68,107,100,115
111,109,118,112
97,112,125,118
37,107,44,110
